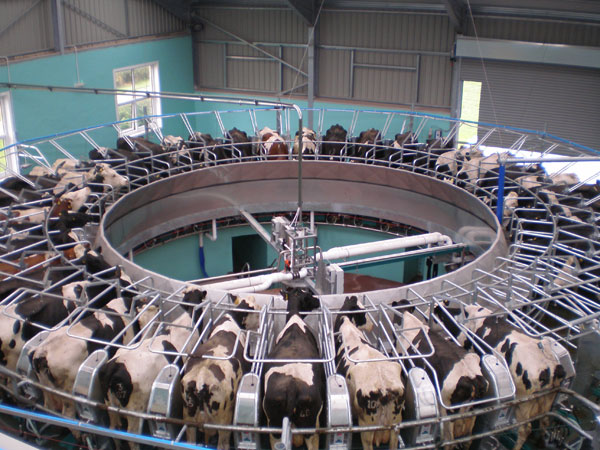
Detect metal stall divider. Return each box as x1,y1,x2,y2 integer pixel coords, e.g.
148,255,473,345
146,290,211,441
379,300,438,447
429,297,517,448
71,292,165,449
237,296,332,450
321,301,352,450
234,297,273,449
332,293,436,449
385,295,516,449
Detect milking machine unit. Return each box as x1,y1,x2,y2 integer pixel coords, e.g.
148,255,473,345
234,302,269,450
73,349,115,450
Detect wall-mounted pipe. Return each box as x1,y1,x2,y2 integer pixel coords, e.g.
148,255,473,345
316,232,453,262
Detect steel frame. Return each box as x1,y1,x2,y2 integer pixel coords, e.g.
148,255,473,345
0,107,599,448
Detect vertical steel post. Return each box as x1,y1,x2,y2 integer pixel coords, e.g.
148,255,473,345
496,161,506,225
52,0,65,54
297,112,303,215
307,26,315,130
124,0,131,37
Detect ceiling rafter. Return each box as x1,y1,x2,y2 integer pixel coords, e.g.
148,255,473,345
151,0,191,23
442,0,466,33
285,0,317,26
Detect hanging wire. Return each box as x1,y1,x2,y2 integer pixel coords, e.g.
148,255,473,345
464,0,503,147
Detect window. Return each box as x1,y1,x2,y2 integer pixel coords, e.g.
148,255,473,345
458,80,482,145
113,62,161,135
0,92,17,177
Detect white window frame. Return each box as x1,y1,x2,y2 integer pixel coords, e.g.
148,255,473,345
0,91,18,178
113,61,162,137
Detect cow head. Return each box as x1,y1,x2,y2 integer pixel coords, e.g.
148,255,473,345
89,164,128,191
182,287,207,305
431,301,467,339
281,287,320,321
335,296,373,334
394,131,413,146
229,295,261,331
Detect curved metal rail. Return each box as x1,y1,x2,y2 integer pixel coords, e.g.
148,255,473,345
0,107,599,449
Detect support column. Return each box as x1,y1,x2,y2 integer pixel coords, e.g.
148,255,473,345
307,25,316,130
51,0,65,54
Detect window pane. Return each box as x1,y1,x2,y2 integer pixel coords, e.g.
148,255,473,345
136,98,152,116
0,104,4,134
458,81,482,145
134,66,151,91
135,98,152,128
118,104,134,130
115,69,134,104
0,148,6,171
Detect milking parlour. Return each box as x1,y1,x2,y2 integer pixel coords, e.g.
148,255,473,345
0,100,599,450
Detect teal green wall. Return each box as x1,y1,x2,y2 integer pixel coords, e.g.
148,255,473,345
1,35,452,164
133,224,408,282
0,35,195,163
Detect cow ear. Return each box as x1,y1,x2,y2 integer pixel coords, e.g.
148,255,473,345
229,293,240,305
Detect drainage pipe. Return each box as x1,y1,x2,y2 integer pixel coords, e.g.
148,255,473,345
316,232,453,262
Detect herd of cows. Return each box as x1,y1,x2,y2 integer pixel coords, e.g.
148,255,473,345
0,122,598,449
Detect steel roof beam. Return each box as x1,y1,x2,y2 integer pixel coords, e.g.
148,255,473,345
442,0,466,33
285,0,316,26
150,0,191,23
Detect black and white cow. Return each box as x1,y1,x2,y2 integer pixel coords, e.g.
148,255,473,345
293,127,317,157
100,300,204,450
52,163,128,195
262,288,323,450
435,146,483,180
54,186,91,214
335,296,404,450
0,292,76,389
30,297,138,433
181,296,258,450
187,132,220,163
395,303,488,447
61,271,135,311
437,304,567,450
28,158,93,178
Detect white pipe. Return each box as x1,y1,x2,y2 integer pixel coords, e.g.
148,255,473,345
199,219,217,247
203,267,309,291
316,232,453,261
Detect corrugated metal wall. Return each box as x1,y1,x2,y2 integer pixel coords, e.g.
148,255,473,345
193,8,308,95
465,17,600,47
193,9,454,109
318,11,452,108
0,0,54,56
0,0,186,57
459,59,600,152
